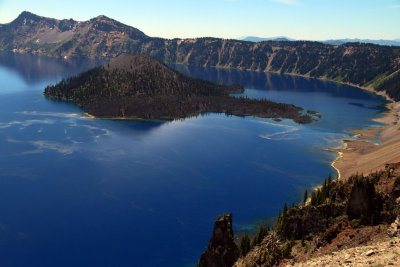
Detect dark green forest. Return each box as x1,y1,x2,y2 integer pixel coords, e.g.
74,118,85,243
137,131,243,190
376,71,400,101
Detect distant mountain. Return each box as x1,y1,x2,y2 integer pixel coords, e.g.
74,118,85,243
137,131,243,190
238,36,400,47
44,54,314,123
323,38,400,47
239,36,295,42
2,11,400,101
322,40,345,46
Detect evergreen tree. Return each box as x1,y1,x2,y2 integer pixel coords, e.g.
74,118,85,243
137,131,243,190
303,189,308,205
239,234,251,257
250,224,269,248
311,191,317,206
283,202,288,215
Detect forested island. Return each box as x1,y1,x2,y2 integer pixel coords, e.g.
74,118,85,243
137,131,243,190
44,54,314,122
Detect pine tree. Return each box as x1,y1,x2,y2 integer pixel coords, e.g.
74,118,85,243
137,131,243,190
239,234,251,257
311,191,317,206
283,202,288,215
250,224,269,249
303,189,308,205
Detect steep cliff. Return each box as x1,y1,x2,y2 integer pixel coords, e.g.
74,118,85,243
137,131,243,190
203,164,400,266
199,213,239,267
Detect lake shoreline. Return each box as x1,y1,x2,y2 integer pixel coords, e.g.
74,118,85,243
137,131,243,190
329,90,400,180
244,68,400,182
64,62,400,181
267,68,400,181
261,69,400,181
65,63,392,182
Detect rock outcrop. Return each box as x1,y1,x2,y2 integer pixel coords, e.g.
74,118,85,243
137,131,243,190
293,237,400,267
234,232,288,267
388,216,400,237
230,164,400,266
199,213,239,267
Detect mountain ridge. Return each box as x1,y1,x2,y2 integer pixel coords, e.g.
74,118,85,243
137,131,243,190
323,38,400,46
2,12,400,101
238,36,295,42
238,35,400,46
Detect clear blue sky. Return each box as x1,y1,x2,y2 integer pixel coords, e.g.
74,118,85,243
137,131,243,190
0,0,399,40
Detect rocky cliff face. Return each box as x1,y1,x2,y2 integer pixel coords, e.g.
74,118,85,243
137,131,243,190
203,164,400,267
199,213,239,267
276,170,398,243
2,12,400,99
234,231,293,267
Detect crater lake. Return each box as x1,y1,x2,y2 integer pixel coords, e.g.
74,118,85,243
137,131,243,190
0,52,387,266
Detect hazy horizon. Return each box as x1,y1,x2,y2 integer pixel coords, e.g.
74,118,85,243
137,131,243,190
0,0,399,41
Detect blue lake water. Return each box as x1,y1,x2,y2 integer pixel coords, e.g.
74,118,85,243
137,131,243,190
0,52,386,266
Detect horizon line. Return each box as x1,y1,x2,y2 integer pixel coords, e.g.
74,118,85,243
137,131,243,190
1,10,399,42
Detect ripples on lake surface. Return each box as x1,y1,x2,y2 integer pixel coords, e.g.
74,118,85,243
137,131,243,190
0,52,387,266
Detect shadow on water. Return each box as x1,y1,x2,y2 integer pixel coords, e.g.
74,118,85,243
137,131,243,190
102,118,168,135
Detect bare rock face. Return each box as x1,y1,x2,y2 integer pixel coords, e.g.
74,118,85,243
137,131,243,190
388,217,400,237
234,232,283,267
199,213,239,267
392,177,400,198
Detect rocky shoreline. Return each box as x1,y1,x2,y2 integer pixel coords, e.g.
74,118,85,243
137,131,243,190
198,84,400,266
331,91,400,180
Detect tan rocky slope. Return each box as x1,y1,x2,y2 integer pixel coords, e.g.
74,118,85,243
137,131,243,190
293,236,400,267
237,222,400,267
